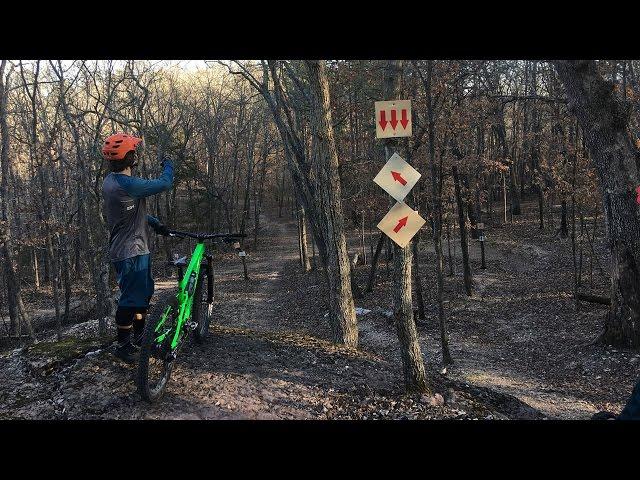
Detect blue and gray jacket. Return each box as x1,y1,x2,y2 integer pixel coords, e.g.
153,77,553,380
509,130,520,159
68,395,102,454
102,161,174,262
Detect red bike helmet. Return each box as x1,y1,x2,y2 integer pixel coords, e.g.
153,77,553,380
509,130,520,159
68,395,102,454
102,133,143,161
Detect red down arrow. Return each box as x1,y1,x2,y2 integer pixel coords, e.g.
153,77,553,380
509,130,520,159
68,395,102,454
390,109,398,129
379,111,388,130
391,171,407,186
393,216,408,233
400,109,409,129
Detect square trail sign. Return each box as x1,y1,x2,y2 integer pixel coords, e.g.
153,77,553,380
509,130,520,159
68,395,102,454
373,152,421,203
377,201,426,248
375,100,412,139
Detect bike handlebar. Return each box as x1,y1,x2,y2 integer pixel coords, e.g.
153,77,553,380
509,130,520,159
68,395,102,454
167,230,247,242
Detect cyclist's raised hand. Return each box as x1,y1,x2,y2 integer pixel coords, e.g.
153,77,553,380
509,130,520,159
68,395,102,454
155,223,170,236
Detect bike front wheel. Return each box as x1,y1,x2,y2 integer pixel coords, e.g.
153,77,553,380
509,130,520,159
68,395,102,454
137,290,179,402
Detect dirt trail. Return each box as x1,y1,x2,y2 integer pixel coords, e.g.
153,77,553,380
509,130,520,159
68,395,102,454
1,213,376,420
0,210,543,420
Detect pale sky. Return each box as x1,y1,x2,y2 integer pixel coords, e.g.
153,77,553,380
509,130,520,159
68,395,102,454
48,60,212,71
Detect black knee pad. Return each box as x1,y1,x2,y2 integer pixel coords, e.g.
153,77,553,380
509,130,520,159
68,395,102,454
115,306,137,327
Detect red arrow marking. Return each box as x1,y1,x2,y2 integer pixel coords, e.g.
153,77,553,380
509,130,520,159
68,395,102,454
393,216,408,233
391,171,407,185
400,109,409,129
390,109,398,130
636,185,640,205
379,110,388,130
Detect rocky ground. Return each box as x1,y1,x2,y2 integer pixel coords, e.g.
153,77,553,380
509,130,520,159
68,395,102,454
1,198,636,420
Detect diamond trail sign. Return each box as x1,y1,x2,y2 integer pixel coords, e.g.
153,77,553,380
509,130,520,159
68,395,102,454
373,152,421,203
377,202,426,248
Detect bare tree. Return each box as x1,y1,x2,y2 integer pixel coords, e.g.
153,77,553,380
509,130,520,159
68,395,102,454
554,60,640,348
0,60,35,342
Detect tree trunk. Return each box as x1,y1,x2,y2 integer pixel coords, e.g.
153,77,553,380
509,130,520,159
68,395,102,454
412,235,425,321
383,60,429,392
502,173,508,224
360,211,366,265
0,60,35,342
303,60,358,347
278,167,286,218
298,205,311,272
555,60,640,348
46,235,62,341
365,232,385,293
560,199,569,238
425,61,453,365
446,215,454,276
538,187,545,230
452,165,473,296
32,247,40,291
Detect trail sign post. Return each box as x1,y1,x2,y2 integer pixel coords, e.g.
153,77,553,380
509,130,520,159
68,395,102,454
373,152,421,203
374,98,423,248
375,100,412,139
477,223,486,269
377,202,426,248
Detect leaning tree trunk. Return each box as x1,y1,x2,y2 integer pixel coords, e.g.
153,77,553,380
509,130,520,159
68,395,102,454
240,60,357,346
304,60,358,347
554,60,640,348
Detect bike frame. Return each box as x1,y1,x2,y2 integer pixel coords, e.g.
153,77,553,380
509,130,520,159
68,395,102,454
154,242,210,350
151,230,243,354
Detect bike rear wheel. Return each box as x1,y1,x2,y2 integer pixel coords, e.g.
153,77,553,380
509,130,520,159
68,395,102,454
137,291,180,402
193,272,213,343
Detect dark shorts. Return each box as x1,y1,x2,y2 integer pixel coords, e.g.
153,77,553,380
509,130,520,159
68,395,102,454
113,254,154,308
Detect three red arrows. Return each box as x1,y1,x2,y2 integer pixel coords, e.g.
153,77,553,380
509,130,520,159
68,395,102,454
379,109,410,131
373,100,425,248
375,100,412,138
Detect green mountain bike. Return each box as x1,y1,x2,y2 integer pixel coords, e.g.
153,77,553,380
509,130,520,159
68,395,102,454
137,229,246,402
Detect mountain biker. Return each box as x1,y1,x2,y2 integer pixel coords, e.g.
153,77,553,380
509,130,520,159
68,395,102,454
101,133,174,363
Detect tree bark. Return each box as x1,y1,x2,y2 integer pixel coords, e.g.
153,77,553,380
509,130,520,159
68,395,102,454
412,234,425,321
452,165,473,296
555,60,640,348
0,60,35,342
385,60,429,392
423,61,453,365
365,232,385,292
303,60,358,347
298,205,311,272
560,199,569,238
